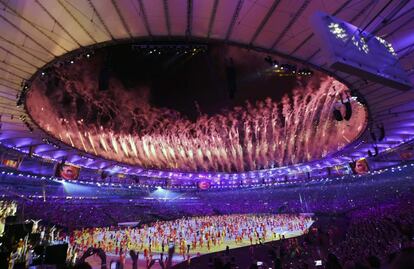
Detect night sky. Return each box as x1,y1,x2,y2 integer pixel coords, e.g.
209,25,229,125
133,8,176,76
107,43,299,121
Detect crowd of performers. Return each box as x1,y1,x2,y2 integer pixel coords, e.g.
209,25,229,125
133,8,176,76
69,214,313,260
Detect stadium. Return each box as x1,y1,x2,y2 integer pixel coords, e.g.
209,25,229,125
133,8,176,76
0,1,413,268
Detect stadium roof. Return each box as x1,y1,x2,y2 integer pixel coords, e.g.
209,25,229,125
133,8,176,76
0,0,413,176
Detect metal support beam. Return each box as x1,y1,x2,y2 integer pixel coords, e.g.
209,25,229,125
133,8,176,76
289,0,353,55
35,0,82,47
0,77,20,87
0,13,56,58
111,0,132,37
369,0,410,36
359,0,396,34
249,0,281,46
225,0,244,41
86,0,114,39
289,34,314,56
136,0,152,36
0,46,39,69
58,0,98,43
186,0,193,37
0,35,47,64
350,0,378,23
0,61,32,77
271,0,310,49
207,0,219,38
163,0,171,35
383,7,414,38
0,0,69,53
306,48,320,62
0,66,26,80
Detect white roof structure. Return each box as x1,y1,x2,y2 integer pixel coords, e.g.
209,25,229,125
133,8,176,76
0,0,413,175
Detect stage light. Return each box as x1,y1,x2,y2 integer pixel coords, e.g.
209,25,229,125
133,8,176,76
333,108,343,121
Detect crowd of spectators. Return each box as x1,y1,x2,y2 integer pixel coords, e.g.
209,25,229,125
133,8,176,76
331,201,414,267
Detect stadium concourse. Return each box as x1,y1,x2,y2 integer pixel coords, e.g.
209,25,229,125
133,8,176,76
0,0,414,269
